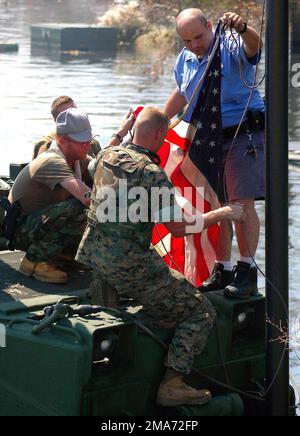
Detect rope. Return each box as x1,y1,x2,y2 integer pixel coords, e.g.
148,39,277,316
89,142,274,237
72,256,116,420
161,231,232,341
221,0,266,203
220,0,291,398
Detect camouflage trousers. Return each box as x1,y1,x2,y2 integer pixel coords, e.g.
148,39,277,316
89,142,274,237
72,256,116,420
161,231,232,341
14,198,86,263
76,227,216,375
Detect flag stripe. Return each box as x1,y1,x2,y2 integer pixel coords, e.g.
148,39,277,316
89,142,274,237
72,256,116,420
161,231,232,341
163,143,185,179
152,223,170,246
150,25,223,286
181,154,220,211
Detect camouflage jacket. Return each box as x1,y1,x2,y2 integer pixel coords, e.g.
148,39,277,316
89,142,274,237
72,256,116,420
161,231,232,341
86,143,176,251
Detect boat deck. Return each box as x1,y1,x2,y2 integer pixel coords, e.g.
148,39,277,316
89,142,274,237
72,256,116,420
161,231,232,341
0,250,92,304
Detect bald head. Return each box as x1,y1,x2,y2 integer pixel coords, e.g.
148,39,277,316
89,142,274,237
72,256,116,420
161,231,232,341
136,108,169,135
176,8,208,31
176,8,213,58
133,108,169,152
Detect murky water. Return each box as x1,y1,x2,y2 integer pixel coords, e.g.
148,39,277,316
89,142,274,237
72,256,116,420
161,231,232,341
0,0,299,407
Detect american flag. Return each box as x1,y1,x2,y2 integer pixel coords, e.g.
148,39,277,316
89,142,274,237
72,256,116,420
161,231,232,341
151,25,223,287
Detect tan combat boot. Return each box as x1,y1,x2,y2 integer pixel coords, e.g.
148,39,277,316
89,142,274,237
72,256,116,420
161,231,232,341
157,374,212,407
19,256,68,284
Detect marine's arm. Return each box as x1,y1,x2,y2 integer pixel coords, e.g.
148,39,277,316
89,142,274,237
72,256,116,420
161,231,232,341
165,205,245,237
60,178,91,207
32,154,92,207
143,163,245,238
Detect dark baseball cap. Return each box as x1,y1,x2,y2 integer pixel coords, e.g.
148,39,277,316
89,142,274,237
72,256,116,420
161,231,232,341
56,108,93,142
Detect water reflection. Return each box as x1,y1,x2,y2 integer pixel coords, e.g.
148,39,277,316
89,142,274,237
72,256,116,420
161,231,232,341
0,0,175,176
30,48,118,63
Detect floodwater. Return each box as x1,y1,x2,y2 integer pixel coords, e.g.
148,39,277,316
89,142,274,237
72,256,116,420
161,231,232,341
0,0,299,409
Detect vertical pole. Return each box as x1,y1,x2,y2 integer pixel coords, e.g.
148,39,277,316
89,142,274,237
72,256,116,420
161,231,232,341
291,0,300,54
266,0,290,416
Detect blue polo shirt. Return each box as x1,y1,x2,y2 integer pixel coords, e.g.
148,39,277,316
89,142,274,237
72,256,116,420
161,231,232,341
174,34,265,128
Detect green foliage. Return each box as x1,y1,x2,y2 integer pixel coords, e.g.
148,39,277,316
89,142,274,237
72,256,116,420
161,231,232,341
142,0,264,26
99,1,264,57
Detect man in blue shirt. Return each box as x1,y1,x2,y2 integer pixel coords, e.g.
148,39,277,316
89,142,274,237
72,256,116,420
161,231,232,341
164,9,265,299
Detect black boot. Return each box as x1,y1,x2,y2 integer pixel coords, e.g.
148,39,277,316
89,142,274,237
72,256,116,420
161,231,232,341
224,261,258,300
199,263,234,293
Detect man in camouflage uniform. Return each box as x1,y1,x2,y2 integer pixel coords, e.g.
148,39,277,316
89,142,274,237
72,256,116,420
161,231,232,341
76,107,245,406
9,107,133,283
9,108,93,283
9,107,134,284
33,96,101,160
13,198,87,268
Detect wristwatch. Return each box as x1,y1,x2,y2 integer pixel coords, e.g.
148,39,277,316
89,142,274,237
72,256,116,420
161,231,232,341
237,21,248,34
111,133,123,143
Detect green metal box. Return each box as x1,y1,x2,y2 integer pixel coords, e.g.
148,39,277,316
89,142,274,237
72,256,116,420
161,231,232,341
0,291,268,416
31,24,118,55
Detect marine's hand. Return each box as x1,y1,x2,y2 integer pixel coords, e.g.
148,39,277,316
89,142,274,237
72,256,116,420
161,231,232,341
117,108,136,139
221,12,247,33
222,203,246,223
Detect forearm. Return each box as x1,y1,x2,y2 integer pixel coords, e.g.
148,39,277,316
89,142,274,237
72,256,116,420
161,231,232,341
221,12,263,58
165,205,244,237
60,178,91,207
181,209,228,236
105,109,135,148
106,128,128,148
241,25,263,58
163,89,187,120
203,209,228,229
